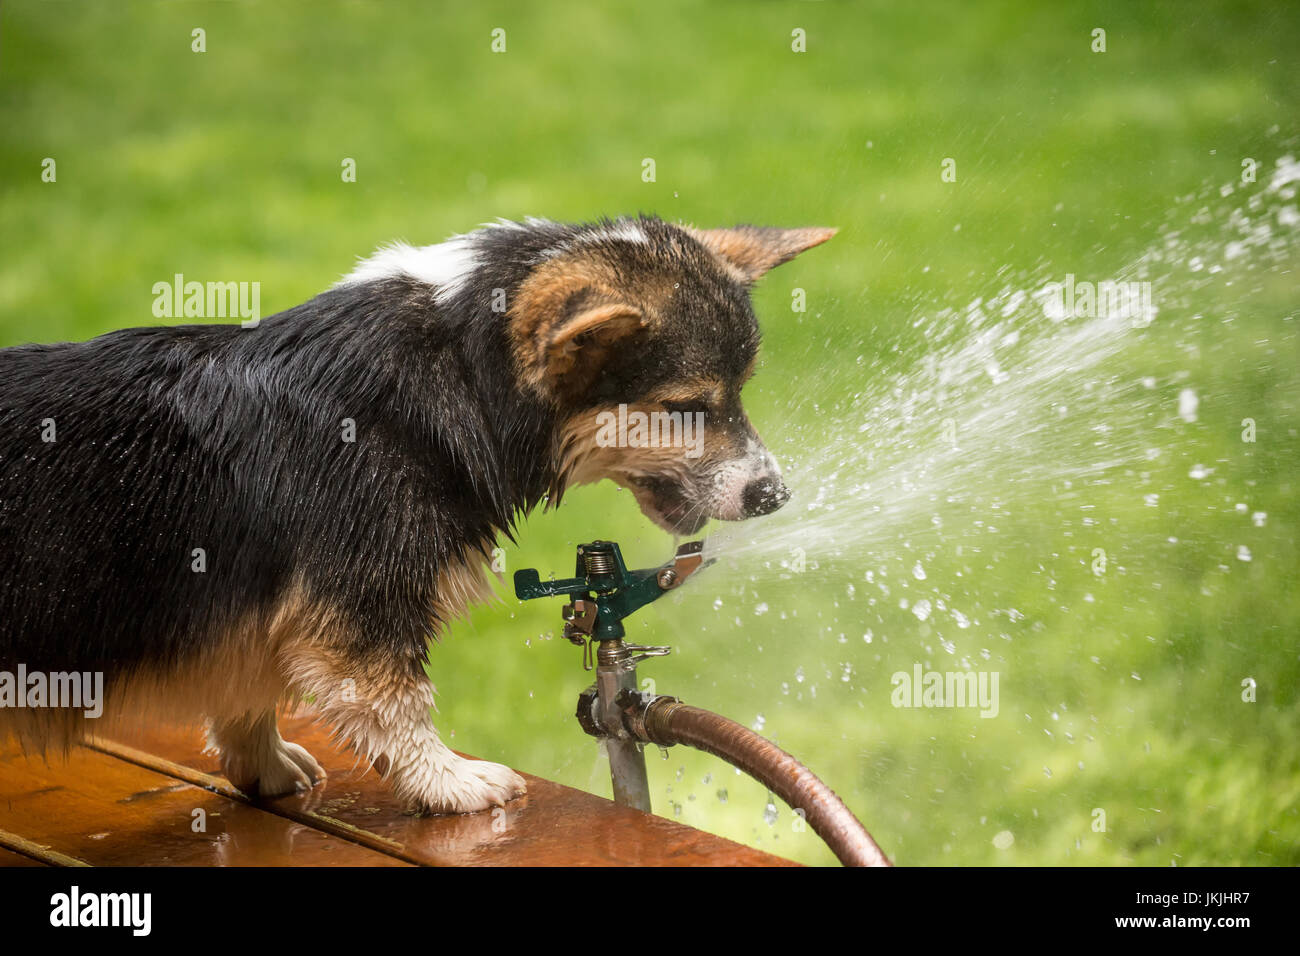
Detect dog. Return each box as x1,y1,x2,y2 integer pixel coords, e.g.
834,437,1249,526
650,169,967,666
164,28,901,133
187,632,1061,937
0,216,833,813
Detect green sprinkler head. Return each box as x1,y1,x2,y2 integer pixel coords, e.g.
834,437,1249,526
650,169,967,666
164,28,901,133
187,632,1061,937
514,540,711,642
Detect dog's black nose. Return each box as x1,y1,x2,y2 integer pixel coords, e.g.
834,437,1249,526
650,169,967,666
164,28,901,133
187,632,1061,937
741,478,790,517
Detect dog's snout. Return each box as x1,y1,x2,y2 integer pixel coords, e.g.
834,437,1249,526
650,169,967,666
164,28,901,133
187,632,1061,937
741,477,790,517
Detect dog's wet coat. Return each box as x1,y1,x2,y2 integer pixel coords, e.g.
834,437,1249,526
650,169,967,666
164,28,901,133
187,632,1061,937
0,216,832,812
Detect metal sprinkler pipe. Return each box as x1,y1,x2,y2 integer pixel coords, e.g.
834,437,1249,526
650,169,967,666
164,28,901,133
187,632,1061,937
516,539,893,867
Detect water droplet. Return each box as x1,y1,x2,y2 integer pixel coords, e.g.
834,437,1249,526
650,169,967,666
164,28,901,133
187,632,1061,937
795,666,805,684
752,713,766,731
754,602,769,616
1236,545,1252,562
912,561,927,580
912,599,932,622
1252,511,1267,527
763,799,778,827
992,830,1015,849
1188,463,1212,479
1177,388,1199,422
716,788,728,803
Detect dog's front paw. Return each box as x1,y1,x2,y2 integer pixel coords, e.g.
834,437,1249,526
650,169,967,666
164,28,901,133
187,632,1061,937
392,755,526,815
222,738,326,798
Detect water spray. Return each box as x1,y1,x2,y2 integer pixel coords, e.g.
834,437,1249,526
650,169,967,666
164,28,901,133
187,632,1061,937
514,539,892,867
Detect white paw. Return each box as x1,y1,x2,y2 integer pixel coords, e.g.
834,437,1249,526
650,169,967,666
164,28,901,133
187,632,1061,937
222,738,326,798
392,755,526,815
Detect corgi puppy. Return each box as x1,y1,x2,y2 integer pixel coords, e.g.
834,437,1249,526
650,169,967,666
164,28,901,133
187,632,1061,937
0,216,833,813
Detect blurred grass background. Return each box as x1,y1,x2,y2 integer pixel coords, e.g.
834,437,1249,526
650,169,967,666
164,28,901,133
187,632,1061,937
1,0,1297,865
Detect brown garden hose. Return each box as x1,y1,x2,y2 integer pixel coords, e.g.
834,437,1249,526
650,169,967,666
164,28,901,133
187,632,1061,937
638,696,892,867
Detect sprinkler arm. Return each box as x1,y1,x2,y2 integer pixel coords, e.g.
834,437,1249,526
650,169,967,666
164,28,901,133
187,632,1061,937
513,540,710,640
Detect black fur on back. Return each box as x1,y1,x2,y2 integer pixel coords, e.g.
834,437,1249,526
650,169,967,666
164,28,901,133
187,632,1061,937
0,271,557,675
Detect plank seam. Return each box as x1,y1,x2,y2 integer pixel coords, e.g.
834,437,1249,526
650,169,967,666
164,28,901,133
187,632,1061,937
84,738,425,867
0,826,90,867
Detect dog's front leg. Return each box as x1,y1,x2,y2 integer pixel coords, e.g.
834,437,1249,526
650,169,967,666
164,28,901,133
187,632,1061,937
291,652,526,814
207,710,326,798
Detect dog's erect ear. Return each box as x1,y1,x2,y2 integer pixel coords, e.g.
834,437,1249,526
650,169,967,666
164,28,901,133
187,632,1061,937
510,256,648,401
685,225,837,282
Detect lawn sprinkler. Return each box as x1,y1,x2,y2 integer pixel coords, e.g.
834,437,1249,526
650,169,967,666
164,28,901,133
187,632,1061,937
514,539,892,867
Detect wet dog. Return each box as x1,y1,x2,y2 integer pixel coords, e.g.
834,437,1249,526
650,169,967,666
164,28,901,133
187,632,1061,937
0,216,833,812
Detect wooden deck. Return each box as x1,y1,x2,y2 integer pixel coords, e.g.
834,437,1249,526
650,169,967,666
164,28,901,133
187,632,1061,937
0,713,796,867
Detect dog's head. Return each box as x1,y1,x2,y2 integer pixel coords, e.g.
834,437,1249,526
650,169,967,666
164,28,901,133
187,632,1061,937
509,217,834,534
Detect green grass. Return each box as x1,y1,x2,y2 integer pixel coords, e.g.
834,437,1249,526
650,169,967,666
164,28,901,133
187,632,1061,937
2,0,1297,865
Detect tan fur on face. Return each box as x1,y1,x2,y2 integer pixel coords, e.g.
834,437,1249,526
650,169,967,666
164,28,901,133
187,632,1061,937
554,410,702,531
553,405,709,493
646,378,726,407
551,398,777,533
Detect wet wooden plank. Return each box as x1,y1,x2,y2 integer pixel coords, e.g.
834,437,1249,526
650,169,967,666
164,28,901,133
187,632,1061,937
107,712,797,867
0,738,411,867
0,843,50,867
